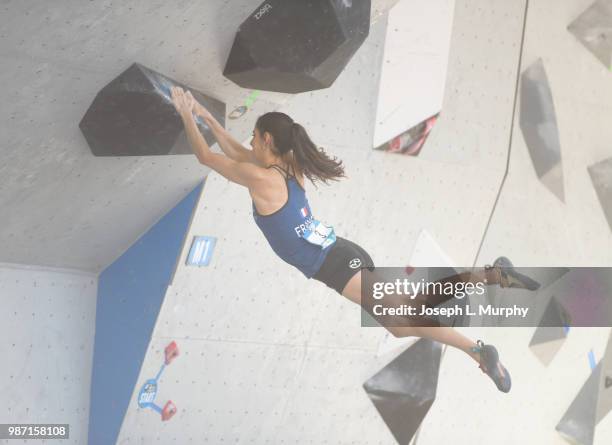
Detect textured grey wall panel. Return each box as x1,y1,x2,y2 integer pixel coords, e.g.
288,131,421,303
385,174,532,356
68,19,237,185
0,0,288,272
0,264,97,444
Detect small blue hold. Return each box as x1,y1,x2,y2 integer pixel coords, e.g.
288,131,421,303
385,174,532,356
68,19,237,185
588,349,596,371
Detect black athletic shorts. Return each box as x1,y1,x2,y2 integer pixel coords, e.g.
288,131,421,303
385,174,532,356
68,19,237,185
311,236,375,295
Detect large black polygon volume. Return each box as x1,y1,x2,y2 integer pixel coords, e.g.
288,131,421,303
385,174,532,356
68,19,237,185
363,338,442,444
79,63,226,157
223,0,371,93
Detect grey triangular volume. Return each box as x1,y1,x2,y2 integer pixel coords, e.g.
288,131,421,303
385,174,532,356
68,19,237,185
588,157,612,232
596,330,612,423
529,297,569,366
519,59,565,202
528,267,571,290
556,362,601,445
363,338,442,445
567,0,612,69
529,333,564,366
536,296,571,332
530,323,565,346
541,163,565,203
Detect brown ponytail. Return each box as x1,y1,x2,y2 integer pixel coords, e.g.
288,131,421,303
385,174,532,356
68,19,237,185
256,112,345,186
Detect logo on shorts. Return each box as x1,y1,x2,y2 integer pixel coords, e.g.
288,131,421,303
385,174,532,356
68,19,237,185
349,258,362,269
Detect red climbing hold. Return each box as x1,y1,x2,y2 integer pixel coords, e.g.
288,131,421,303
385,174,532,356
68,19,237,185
165,341,179,365
161,400,177,421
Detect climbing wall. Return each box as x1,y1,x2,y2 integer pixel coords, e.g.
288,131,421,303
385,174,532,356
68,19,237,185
473,0,612,443
0,0,417,274
1,0,611,444
0,0,286,273
115,0,569,442
0,264,97,444
476,0,612,267
372,0,455,149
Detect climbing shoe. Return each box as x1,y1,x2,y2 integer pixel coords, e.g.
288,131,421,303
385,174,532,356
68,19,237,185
471,340,512,393
486,256,540,290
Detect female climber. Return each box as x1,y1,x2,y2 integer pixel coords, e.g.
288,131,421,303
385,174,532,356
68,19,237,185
170,86,540,393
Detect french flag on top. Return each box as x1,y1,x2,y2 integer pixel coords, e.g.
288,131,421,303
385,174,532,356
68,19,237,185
300,206,309,218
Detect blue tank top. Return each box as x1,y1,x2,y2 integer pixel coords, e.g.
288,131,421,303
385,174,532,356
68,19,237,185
252,165,331,278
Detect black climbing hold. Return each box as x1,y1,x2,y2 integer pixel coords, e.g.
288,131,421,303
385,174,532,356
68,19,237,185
80,63,225,157
223,0,371,93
